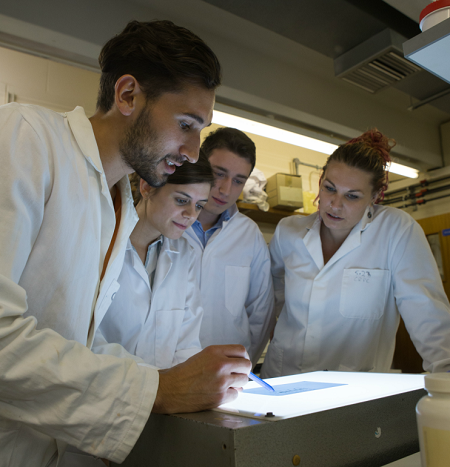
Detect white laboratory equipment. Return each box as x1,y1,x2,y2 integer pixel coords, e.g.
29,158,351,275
416,373,450,467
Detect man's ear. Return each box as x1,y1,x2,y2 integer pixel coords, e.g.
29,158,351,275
114,75,142,117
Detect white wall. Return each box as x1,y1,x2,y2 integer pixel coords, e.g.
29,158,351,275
0,46,99,115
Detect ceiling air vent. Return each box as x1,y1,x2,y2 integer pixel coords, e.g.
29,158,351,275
335,29,421,94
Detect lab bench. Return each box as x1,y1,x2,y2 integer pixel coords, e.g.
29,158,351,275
115,372,425,467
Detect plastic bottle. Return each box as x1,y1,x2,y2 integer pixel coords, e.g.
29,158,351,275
416,373,450,467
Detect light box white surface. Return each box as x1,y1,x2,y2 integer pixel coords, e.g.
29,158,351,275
215,371,425,421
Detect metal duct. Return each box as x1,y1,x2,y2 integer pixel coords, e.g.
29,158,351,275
335,29,421,93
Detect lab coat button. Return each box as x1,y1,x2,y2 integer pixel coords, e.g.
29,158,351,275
111,292,116,300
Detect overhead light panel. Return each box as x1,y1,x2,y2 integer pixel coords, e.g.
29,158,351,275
389,162,419,179
212,110,419,178
212,110,337,155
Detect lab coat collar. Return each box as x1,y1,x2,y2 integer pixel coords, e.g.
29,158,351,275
304,205,374,271
87,177,138,346
66,107,115,207
101,178,138,272
303,213,324,270
228,203,239,218
66,107,103,174
321,204,374,267
128,239,150,286
360,204,375,231
117,176,139,233
325,219,362,269
129,237,180,293
152,237,180,294
203,203,239,242
127,235,163,255
161,236,182,256
185,203,239,250
221,203,239,229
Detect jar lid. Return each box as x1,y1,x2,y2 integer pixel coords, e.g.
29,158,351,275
425,373,450,393
420,0,450,24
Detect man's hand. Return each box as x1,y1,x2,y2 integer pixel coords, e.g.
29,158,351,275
152,345,251,414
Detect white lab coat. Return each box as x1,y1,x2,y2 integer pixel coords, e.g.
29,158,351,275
93,236,203,368
184,204,275,367
0,104,158,467
261,205,450,378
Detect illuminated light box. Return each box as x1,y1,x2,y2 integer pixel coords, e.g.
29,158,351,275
119,372,426,467
216,371,425,421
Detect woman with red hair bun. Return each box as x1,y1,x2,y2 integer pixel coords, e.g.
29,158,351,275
261,129,450,378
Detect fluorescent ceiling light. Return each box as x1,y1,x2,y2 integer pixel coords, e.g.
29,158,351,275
212,110,419,179
212,110,337,155
389,162,419,179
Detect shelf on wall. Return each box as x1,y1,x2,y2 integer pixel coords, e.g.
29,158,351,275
237,202,308,224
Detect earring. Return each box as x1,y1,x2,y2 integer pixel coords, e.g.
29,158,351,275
367,211,372,219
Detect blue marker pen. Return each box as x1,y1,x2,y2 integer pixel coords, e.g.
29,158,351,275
249,372,276,392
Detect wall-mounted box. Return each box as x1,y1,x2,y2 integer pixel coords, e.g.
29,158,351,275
266,173,303,211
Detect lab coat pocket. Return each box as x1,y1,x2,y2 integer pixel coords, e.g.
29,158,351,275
225,266,251,316
339,268,390,320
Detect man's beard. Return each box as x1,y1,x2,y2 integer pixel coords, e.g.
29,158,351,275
119,106,178,188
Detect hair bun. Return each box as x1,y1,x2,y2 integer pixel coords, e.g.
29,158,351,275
347,129,395,167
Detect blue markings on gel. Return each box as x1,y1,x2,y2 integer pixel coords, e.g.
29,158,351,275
243,381,347,396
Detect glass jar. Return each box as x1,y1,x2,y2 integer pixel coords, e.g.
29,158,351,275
416,373,450,467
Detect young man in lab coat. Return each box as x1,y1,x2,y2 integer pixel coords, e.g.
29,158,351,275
184,127,275,369
0,21,251,467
